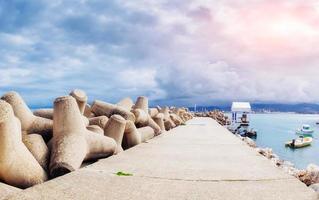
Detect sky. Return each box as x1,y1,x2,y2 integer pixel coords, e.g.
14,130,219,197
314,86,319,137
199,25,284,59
1,0,319,107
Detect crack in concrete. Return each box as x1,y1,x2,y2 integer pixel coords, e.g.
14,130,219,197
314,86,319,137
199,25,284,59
137,175,296,183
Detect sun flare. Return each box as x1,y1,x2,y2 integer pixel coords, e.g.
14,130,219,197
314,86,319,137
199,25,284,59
268,17,317,38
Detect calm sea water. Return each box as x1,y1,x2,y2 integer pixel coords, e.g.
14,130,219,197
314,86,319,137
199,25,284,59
245,113,319,169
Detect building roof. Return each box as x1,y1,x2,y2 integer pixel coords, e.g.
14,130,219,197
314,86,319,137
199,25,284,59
231,102,251,112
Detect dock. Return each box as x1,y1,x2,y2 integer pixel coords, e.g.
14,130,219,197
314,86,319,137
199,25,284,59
4,117,316,199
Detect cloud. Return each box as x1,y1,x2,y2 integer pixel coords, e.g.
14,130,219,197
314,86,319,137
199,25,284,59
0,33,33,46
117,68,157,89
0,68,32,86
116,68,167,100
0,0,319,107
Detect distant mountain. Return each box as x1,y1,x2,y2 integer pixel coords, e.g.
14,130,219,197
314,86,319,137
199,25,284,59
251,103,319,114
189,103,319,114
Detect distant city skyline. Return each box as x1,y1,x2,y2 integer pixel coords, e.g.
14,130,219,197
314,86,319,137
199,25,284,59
1,0,319,107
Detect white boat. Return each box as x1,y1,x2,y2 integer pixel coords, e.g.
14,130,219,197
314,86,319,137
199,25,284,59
285,137,313,148
296,124,314,136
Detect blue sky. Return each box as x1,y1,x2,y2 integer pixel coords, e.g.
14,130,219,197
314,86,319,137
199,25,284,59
1,0,319,107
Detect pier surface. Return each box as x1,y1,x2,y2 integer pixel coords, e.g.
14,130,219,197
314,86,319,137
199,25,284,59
5,117,316,199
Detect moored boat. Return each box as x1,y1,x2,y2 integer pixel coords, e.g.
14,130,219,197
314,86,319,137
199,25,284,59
285,137,313,148
296,124,314,136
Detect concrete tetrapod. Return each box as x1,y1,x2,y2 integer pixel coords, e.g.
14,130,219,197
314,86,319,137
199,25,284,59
132,108,162,135
50,96,116,178
116,97,134,111
84,104,95,118
82,116,89,127
0,100,48,188
160,106,170,120
22,133,50,171
134,96,148,113
149,108,159,118
34,108,89,127
87,125,104,135
69,89,88,114
1,92,53,140
160,106,176,131
170,113,183,126
104,114,126,154
153,113,165,131
148,116,162,136
89,116,109,129
84,131,116,161
173,108,187,118
138,126,155,142
122,120,141,149
91,100,135,122
33,109,53,120
132,108,149,126
164,120,176,131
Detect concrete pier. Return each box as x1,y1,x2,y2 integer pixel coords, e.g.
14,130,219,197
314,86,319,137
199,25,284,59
5,117,316,199
0,183,20,199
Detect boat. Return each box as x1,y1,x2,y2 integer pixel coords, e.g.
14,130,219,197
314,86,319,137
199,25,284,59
285,137,313,148
240,128,257,138
232,125,257,138
296,124,314,136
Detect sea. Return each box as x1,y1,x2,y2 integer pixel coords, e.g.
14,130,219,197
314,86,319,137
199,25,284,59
241,113,319,169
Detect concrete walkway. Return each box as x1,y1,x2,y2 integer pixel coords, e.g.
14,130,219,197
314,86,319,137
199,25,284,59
6,117,316,199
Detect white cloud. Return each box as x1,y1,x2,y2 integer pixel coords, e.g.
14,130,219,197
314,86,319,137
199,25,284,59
0,33,33,46
117,68,157,88
116,68,166,101
0,68,32,86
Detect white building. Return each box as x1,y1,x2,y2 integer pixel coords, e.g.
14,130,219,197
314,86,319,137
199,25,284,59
231,102,251,124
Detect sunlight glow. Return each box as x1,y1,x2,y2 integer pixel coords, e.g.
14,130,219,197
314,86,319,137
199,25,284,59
269,17,318,38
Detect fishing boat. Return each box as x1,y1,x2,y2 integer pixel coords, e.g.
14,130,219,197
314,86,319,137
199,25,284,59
239,128,257,138
296,124,314,136
285,137,313,148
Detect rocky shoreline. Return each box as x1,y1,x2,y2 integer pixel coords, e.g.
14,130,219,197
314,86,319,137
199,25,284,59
239,134,319,196
194,110,230,125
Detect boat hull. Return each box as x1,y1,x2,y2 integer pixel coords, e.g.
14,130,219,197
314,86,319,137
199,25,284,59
285,137,313,149
296,130,313,136
285,142,311,148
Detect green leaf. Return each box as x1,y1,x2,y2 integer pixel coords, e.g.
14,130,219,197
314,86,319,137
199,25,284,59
115,171,133,176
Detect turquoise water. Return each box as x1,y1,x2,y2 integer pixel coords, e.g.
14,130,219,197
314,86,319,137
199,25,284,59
248,113,319,169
